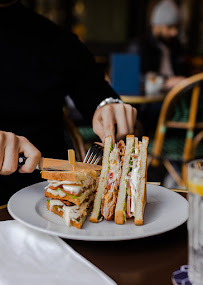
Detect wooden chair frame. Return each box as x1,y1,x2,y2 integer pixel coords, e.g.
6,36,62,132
149,73,203,188
192,130,203,157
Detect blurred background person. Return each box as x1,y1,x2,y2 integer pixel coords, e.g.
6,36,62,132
138,0,189,137
141,0,186,90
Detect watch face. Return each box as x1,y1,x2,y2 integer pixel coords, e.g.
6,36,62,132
172,266,192,285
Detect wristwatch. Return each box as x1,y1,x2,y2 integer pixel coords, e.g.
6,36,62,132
96,97,123,110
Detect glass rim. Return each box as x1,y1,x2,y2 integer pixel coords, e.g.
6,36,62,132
187,159,203,170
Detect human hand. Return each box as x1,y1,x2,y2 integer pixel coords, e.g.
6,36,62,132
0,131,41,175
92,103,137,143
165,76,185,89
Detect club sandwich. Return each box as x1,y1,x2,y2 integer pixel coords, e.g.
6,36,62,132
90,136,125,222
42,164,100,229
90,135,149,225
115,135,149,225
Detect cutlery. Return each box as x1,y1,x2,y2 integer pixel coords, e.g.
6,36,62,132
18,155,102,171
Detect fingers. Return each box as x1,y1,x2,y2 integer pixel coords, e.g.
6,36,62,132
0,132,19,175
132,107,137,130
92,103,137,143
92,112,105,142
114,104,137,141
101,106,116,143
18,136,41,173
93,105,116,143
0,131,41,175
114,104,129,141
0,133,5,171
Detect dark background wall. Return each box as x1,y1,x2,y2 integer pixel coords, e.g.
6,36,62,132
21,0,203,72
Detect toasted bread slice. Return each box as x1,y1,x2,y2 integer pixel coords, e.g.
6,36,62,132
115,135,135,224
41,168,99,182
133,136,148,225
90,136,113,223
46,195,94,229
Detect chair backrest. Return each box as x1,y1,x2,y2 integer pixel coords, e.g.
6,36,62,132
151,73,203,166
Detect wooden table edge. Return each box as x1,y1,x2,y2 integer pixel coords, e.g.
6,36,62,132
0,204,7,210
120,95,165,104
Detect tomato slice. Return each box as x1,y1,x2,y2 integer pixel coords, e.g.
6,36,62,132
49,185,63,190
109,172,113,179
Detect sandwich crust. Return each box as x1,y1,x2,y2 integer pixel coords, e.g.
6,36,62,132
90,135,113,222
133,137,148,225
114,210,125,225
89,216,99,223
45,191,81,205
115,135,135,224
41,169,99,182
134,219,143,226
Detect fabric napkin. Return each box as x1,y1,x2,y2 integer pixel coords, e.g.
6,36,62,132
0,221,116,285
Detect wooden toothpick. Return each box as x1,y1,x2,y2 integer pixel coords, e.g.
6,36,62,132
68,149,76,171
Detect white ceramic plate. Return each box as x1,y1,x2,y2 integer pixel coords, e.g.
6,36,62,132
8,182,188,241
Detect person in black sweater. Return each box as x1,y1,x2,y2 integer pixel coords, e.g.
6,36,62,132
0,0,137,203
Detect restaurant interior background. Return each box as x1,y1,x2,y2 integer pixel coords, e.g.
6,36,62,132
21,0,203,188
21,0,203,64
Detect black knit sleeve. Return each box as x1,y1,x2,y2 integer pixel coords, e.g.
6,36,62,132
62,32,119,122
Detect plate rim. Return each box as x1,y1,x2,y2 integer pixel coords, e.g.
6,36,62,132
7,182,188,241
